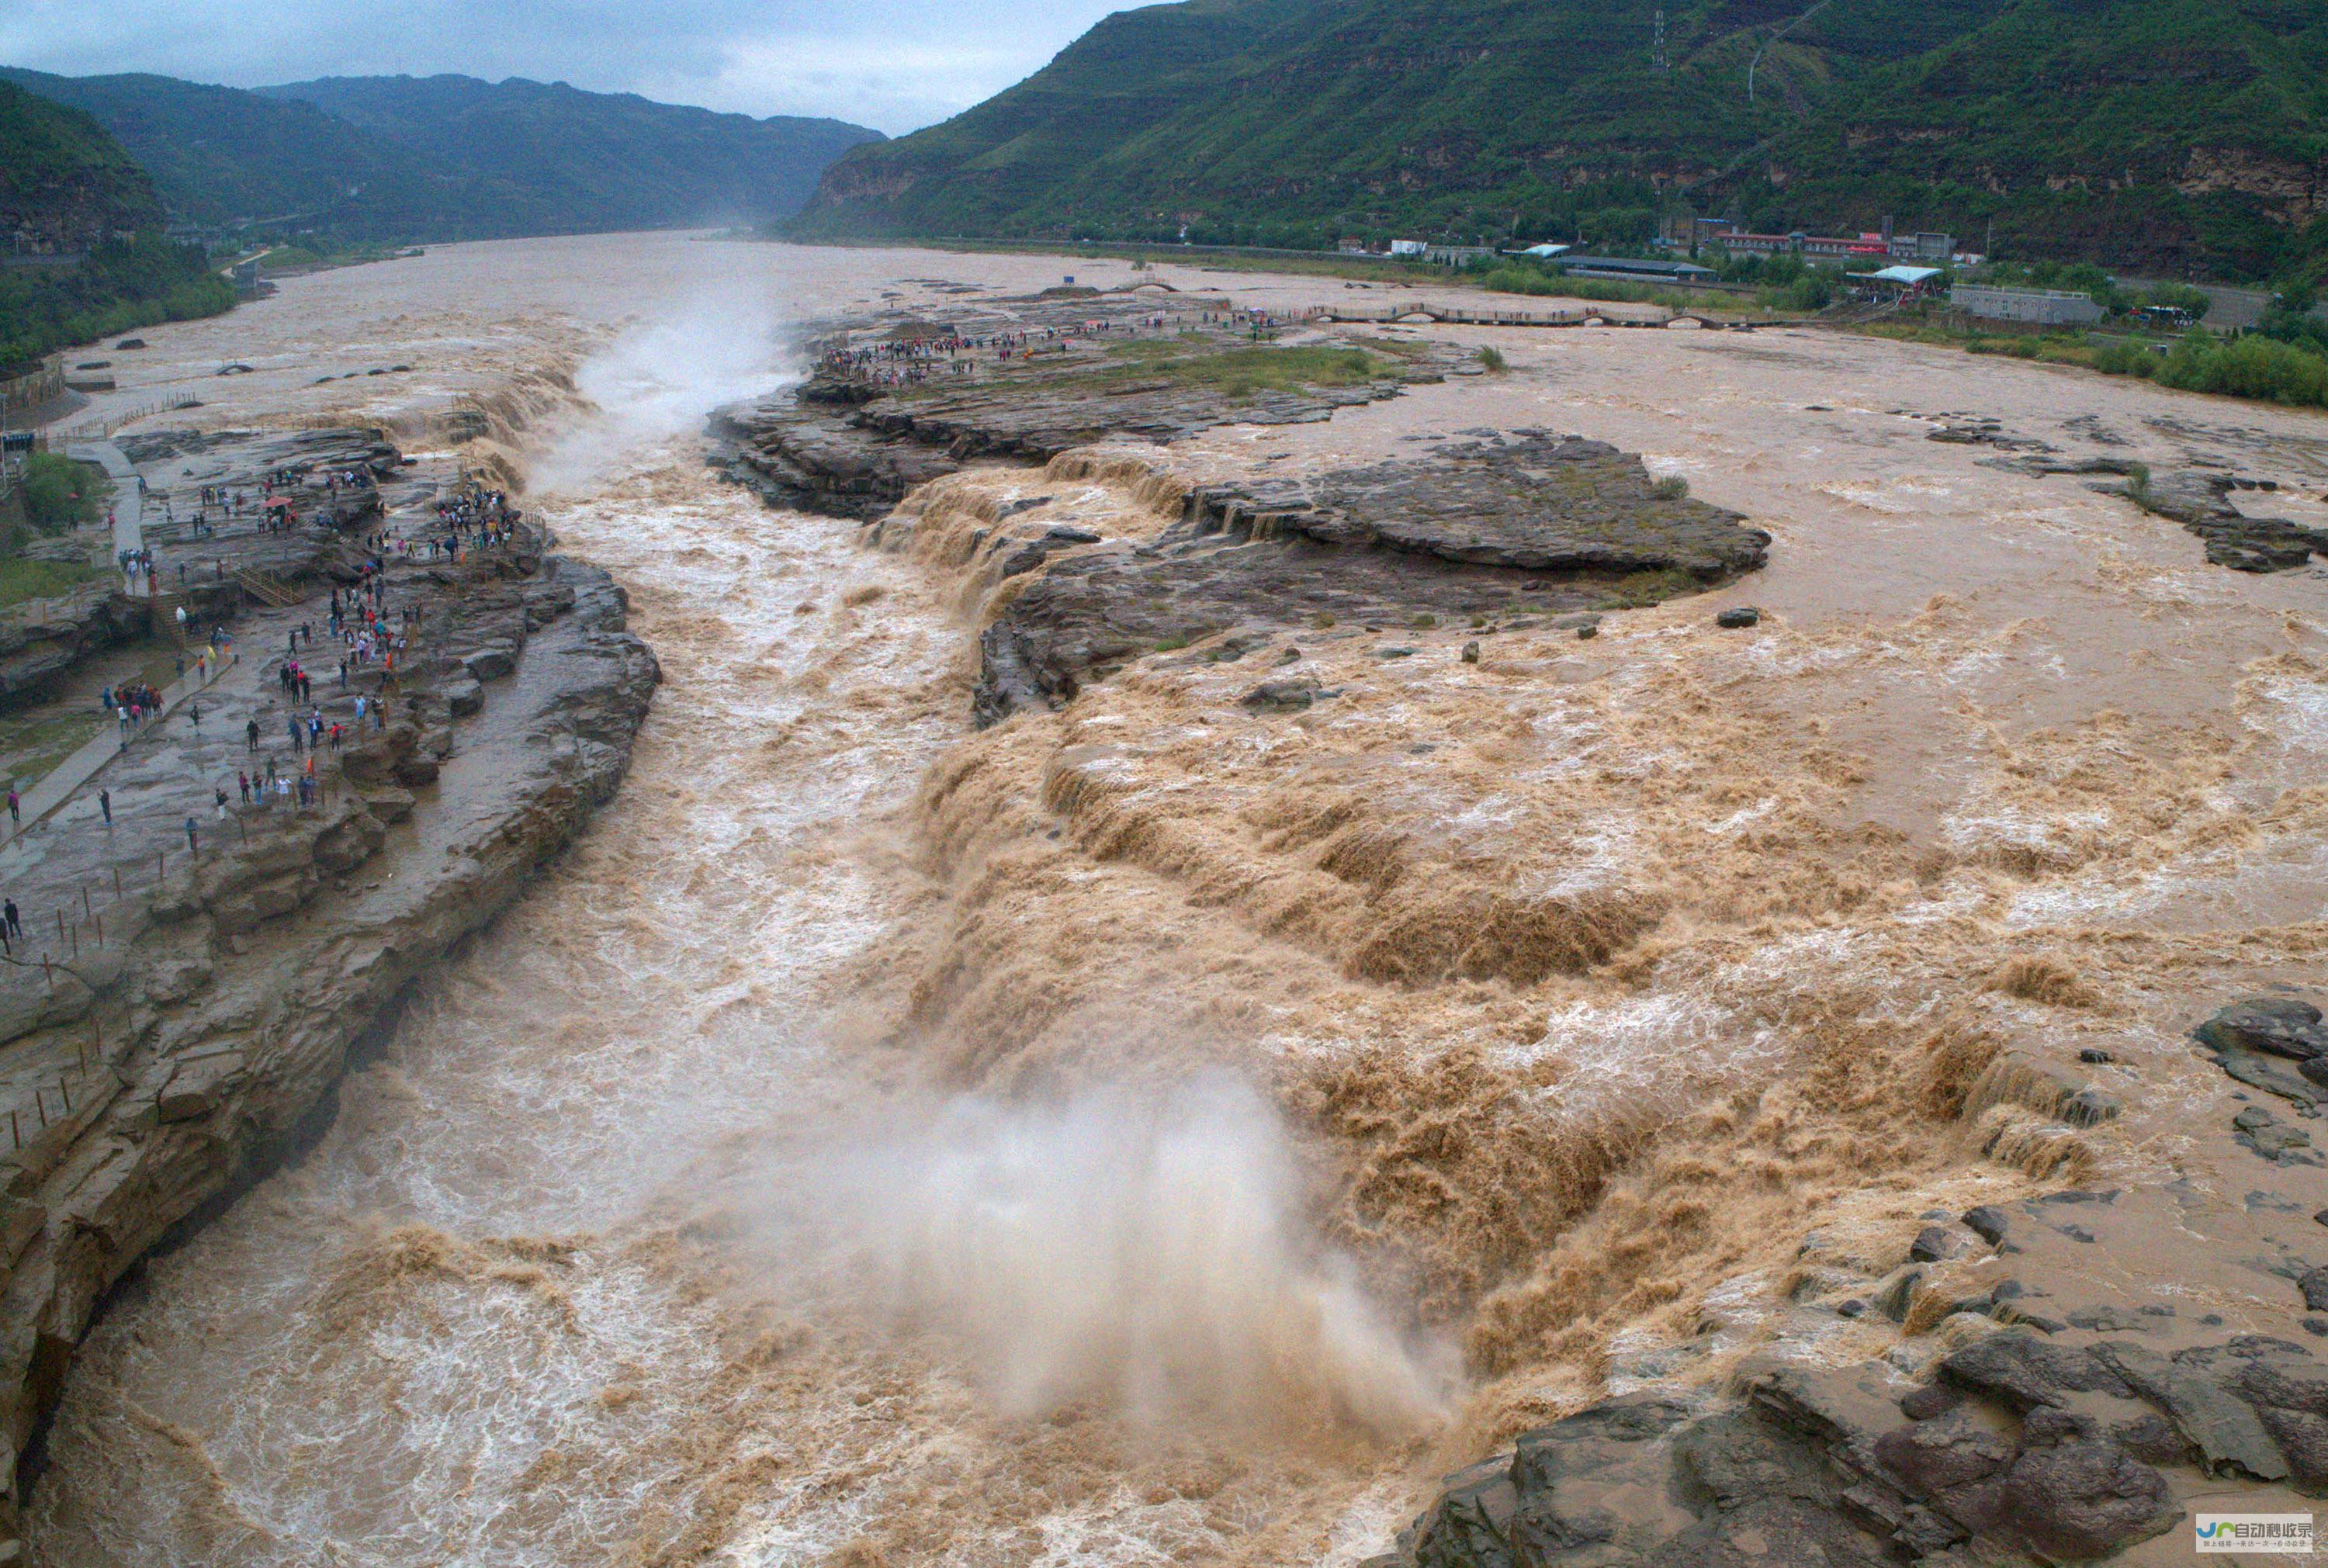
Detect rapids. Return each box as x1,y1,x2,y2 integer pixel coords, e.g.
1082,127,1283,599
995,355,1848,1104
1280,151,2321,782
20,230,2328,1565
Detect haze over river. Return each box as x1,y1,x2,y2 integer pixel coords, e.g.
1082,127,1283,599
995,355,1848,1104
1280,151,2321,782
23,231,2328,1565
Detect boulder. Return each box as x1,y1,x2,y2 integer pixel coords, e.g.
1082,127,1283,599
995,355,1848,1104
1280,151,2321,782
1938,1438,2177,1561
443,677,484,717
1716,606,1762,628
464,645,518,681
1963,1205,2011,1246
2198,999,2326,1061
1242,678,1319,713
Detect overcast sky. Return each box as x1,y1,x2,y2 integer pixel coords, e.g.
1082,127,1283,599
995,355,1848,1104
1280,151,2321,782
0,0,1138,133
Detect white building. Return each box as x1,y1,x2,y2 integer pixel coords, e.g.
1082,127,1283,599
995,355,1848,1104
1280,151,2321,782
1948,285,2105,326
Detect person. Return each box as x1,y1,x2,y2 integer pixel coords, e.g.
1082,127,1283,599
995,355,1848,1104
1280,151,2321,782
185,817,199,856
215,786,229,816
2,898,18,941
99,787,111,826
188,700,200,732
237,771,250,805
6,789,17,828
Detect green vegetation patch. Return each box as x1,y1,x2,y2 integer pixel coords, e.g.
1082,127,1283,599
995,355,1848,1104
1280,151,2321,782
1088,342,1387,400
0,556,101,611
0,236,234,368
19,452,107,533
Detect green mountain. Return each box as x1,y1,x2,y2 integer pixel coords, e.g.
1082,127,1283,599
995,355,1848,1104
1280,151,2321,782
0,68,883,245
0,78,230,371
0,67,550,241
0,76,161,249
264,75,885,233
792,0,2328,282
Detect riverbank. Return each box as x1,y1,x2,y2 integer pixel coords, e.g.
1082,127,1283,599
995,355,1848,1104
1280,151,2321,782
0,427,657,1553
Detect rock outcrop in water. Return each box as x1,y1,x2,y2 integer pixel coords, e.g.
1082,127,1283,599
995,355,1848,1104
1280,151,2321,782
1380,989,2328,1566
718,297,1769,726
0,437,657,1551
1387,1315,2328,1567
971,433,1765,723
716,327,1453,521
1982,452,2328,573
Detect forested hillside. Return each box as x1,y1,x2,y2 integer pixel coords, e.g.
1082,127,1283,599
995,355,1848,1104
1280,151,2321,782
2,68,883,245
265,75,884,233
0,78,230,369
793,0,2328,282
0,78,162,250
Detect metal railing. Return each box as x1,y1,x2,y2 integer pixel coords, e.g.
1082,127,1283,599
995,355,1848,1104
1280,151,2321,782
47,393,204,443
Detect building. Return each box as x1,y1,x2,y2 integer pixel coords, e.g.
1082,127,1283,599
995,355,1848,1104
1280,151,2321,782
1710,229,1890,261
1559,255,1716,282
1517,243,1572,259
1388,239,1429,258
1860,265,1945,297
1696,218,1953,264
1424,244,1497,266
1948,285,2106,326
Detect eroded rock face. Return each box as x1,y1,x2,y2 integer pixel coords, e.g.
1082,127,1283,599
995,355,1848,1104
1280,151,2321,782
0,520,658,1544
1294,435,1765,579
716,334,1452,521
970,434,1767,724
718,298,1770,728
1383,1317,2328,1567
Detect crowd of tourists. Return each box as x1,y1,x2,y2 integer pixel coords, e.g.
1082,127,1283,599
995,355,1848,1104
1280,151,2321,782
818,311,1211,388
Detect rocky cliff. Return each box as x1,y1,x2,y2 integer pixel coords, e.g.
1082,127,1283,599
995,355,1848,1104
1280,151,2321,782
0,452,658,1551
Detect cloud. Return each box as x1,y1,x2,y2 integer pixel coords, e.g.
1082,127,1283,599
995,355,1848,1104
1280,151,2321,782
0,0,1136,133
636,33,1053,133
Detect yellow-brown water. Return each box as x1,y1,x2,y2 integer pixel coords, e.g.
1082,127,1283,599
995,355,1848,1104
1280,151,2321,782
23,232,2328,1564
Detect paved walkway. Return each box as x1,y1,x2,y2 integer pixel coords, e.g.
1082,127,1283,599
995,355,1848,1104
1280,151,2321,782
2,443,243,846
64,440,143,590
0,648,241,846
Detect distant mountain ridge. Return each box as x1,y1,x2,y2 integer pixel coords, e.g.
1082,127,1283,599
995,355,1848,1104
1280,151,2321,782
263,74,883,234
791,0,2328,282
0,67,883,244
